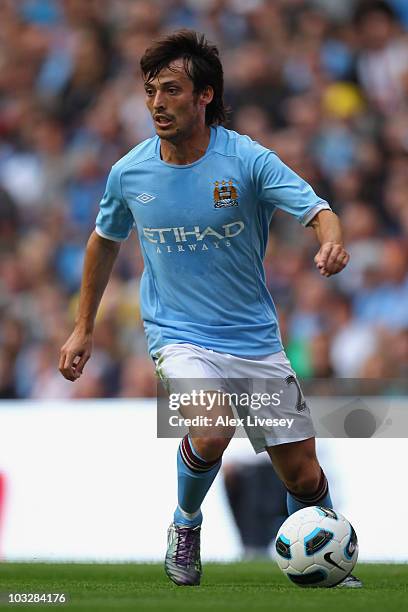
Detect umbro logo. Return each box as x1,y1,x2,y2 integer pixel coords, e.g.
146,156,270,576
136,193,156,204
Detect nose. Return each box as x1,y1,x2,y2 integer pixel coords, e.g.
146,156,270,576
153,90,165,110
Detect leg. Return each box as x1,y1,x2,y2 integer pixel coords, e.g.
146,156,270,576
157,344,234,585
166,400,234,587
266,437,332,515
174,432,231,527
175,391,235,527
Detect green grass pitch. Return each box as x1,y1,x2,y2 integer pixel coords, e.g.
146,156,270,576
0,562,407,611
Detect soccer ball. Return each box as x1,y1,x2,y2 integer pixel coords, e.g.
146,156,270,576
275,506,358,587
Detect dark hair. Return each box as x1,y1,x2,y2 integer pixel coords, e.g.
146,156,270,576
140,30,227,126
354,0,396,25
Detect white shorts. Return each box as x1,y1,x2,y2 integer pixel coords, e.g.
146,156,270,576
154,343,315,453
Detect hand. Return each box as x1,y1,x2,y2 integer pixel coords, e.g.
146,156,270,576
59,328,93,381
314,242,350,277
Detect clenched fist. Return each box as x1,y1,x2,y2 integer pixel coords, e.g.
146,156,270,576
314,242,350,277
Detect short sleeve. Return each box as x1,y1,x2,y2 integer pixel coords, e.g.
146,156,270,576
95,165,134,241
250,144,331,226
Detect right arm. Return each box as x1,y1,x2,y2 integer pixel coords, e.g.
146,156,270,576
59,230,120,381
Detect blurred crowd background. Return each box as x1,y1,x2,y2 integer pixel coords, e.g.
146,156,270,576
1,0,408,399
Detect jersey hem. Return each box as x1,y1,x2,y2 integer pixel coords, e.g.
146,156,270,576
300,201,332,227
151,339,284,359
95,226,129,242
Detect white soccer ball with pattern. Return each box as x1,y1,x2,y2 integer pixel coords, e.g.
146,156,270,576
275,506,358,587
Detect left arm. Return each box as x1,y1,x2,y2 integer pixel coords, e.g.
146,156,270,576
308,210,350,277
248,145,350,276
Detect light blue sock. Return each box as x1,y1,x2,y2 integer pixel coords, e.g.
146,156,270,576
287,469,332,515
174,435,222,527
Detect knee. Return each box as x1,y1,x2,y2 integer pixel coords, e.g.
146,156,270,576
192,436,232,462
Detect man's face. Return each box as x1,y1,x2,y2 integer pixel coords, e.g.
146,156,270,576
144,60,211,142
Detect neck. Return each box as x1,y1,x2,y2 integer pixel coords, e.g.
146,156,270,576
160,125,211,165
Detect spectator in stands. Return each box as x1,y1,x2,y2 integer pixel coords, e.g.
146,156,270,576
0,0,407,398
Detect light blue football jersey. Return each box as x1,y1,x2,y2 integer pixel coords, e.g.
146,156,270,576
95,126,330,357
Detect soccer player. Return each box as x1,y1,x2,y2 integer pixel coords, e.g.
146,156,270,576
59,31,360,588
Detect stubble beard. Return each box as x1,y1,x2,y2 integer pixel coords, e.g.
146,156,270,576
159,123,196,145
157,105,200,144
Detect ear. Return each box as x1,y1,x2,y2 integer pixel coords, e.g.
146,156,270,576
199,86,214,108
